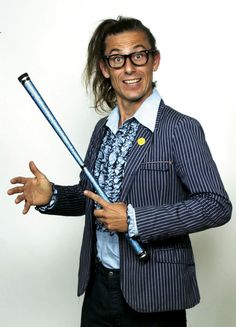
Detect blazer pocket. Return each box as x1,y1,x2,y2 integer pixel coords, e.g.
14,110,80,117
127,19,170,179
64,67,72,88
154,248,194,265
140,161,172,171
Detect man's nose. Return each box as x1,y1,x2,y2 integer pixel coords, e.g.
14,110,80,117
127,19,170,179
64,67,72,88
123,57,136,73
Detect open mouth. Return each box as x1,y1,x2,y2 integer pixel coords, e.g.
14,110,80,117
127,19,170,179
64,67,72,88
123,78,141,85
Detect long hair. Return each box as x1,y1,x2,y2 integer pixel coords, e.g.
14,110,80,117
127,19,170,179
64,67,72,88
84,16,159,113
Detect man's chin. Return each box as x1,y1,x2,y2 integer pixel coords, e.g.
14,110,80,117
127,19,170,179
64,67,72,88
122,91,145,103
125,92,150,104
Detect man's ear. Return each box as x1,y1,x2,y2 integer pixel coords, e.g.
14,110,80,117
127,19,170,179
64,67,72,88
153,52,161,72
99,60,110,79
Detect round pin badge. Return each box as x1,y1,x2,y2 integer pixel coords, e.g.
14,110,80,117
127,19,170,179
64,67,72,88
137,137,146,146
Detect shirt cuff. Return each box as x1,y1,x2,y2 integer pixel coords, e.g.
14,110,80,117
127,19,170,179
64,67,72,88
127,204,139,238
36,184,58,212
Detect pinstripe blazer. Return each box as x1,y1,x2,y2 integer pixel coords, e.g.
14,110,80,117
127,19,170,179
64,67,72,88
43,100,232,312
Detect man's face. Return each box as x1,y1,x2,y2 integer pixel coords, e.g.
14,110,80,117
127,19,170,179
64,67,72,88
100,30,160,109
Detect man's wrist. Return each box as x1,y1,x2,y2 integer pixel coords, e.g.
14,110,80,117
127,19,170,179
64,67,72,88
36,183,58,212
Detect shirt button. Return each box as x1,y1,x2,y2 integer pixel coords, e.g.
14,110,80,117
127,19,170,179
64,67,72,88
108,271,113,277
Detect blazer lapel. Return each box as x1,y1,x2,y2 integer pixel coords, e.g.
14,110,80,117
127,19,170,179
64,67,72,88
88,120,107,171
85,119,107,192
119,124,153,201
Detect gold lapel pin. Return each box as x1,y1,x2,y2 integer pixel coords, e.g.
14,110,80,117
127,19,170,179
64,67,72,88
137,137,146,146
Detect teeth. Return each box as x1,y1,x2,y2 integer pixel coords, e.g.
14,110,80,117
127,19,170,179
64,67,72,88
124,79,140,84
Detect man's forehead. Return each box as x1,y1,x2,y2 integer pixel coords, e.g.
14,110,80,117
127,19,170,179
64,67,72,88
104,30,150,53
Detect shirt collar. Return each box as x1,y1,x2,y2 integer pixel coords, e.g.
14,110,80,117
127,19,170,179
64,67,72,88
106,89,161,134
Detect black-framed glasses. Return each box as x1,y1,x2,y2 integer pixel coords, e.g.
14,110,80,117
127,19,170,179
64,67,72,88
103,49,157,69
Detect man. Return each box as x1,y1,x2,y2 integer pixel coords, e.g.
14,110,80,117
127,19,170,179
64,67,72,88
8,17,232,326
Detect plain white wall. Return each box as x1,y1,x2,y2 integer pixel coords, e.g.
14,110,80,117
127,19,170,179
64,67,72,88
1,0,235,326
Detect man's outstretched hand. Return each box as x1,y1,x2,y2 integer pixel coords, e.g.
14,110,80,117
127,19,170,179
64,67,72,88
7,161,53,214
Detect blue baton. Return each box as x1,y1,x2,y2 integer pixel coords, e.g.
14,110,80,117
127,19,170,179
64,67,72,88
18,73,149,261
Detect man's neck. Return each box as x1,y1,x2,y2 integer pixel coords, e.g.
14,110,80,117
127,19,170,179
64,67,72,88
118,108,137,127
117,94,151,127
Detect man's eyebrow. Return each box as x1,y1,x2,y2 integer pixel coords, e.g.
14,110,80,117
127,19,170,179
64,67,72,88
108,48,122,55
108,44,147,55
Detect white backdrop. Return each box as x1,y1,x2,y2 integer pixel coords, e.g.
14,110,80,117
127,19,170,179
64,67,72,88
1,1,235,326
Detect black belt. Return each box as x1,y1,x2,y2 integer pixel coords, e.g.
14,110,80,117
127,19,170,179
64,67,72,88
96,260,120,278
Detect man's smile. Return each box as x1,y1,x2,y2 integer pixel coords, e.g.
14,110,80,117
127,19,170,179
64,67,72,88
123,78,141,85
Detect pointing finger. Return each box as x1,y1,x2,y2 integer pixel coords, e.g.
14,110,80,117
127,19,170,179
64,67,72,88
84,190,109,208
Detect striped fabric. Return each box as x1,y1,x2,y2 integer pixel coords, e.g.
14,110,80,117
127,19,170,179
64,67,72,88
42,100,232,312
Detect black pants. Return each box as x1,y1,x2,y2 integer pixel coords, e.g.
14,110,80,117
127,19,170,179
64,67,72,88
81,262,187,327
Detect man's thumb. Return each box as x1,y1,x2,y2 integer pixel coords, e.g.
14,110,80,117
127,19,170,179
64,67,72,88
29,161,43,178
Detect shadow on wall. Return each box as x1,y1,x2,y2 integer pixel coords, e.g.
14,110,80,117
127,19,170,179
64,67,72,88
190,223,235,326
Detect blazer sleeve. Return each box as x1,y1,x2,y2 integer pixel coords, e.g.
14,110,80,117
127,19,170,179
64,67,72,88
38,180,87,217
135,116,232,243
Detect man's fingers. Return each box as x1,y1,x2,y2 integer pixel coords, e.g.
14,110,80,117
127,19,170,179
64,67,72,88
7,186,24,195
15,194,25,204
94,208,105,218
9,176,27,185
8,161,42,187
84,190,109,208
23,201,31,215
